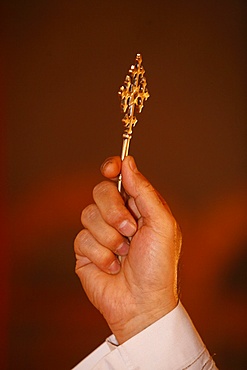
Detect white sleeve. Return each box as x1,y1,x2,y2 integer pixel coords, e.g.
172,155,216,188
72,302,218,370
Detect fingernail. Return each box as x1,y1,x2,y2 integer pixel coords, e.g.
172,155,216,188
100,159,112,172
108,259,121,274
116,242,130,256
119,220,136,236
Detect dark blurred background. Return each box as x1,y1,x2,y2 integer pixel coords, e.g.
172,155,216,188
1,0,246,369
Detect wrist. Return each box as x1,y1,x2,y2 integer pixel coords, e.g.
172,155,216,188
110,298,178,344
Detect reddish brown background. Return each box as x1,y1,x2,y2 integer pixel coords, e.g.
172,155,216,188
1,1,246,369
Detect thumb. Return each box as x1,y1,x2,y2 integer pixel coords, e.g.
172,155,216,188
121,156,172,228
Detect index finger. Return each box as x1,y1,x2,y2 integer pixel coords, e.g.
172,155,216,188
100,156,121,179
93,180,137,237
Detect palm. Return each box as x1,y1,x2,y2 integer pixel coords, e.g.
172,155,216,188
79,221,176,330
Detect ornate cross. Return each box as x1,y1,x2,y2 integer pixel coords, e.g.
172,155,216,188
118,54,150,192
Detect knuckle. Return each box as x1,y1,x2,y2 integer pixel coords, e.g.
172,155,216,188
143,181,154,192
93,181,110,199
74,229,90,254
166,215,177,233
81,204,98,224
105,205,122,224
105,232,122,249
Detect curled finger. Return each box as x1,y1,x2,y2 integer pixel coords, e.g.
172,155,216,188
81,203,130,256
74,229,121,275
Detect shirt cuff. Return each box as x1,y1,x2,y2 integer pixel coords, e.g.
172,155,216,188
105,301,217,369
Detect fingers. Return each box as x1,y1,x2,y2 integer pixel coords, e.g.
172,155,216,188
92,180,137,237
81,203,130,255
74,230,121,274
100,156,121,179
100,156,171,216
75,178,136,275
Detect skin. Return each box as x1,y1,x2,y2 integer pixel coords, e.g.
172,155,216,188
74,156,182,344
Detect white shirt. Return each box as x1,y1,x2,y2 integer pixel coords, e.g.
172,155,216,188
73,302,218,369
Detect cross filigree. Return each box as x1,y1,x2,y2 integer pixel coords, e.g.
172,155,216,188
118,54,150,192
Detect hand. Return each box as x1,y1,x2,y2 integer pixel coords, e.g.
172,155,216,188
74,156,181,344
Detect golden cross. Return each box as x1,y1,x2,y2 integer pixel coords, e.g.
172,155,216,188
118,54,150,192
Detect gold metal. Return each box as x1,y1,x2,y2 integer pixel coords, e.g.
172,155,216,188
118,54,150,192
